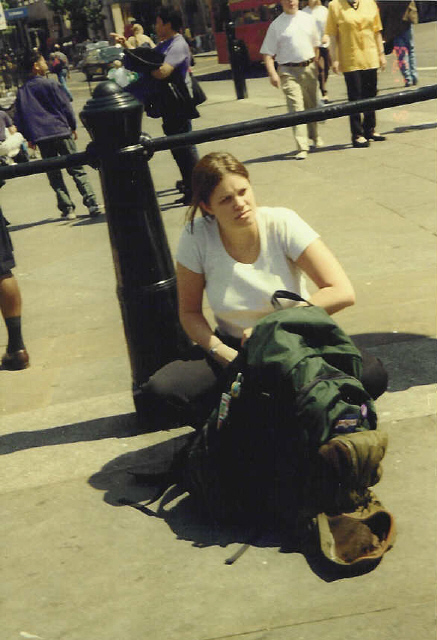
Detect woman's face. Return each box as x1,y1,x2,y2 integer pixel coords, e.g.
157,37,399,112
202,173,257,231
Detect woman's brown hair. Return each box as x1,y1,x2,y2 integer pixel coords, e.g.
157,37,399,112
186,152,249,229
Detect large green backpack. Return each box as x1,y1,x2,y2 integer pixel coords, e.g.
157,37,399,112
183,291,377,526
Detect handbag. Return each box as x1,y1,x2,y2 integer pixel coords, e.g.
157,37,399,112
190,73,207,106
146,73,199,120
123,46,164,72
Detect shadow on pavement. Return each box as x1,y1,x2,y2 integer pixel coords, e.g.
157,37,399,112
385,121,437,134
351,332,437,392
72,213,107,226
2,334,433,455
244,143,349,165
8,218,58,232
8,212,108,232
88,435,385,581
0,412,138,455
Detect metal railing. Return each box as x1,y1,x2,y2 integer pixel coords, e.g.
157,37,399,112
1,81,436,421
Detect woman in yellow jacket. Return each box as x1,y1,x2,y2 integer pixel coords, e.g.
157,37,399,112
325,0,387,147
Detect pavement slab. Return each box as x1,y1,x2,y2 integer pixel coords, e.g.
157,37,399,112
0,415,435,640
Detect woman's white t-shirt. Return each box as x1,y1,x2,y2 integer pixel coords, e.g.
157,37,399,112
176,207,319,339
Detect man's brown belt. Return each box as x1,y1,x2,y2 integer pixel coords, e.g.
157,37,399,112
283,58,315,67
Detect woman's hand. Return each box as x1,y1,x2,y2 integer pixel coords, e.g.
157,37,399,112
332,60,340,74
241,327,253,346
110,32,130,49
375,32,386,71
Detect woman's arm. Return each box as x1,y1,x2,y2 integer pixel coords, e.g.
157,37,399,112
176,262,239,367
295,238,356,314
374,31,386,70
329,34,340,74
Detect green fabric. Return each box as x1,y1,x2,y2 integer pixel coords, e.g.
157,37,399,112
185,303,377,525
242,305,376,447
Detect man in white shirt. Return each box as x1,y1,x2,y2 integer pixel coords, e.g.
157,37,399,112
302,0,331,102
261,0,322,159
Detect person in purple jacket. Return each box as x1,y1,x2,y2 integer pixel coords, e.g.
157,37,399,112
112,7,199,204
14,51,102,220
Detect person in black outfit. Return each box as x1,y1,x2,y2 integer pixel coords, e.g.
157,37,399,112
112,8,199,204
0,203,29,370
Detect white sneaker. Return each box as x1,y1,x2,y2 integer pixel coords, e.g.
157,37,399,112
295,151,308,160
61,207,77,220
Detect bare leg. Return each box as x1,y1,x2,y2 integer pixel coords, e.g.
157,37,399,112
0,272,22,318
0,272,29,369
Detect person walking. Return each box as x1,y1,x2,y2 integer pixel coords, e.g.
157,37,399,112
302,0,331,103
261,0,323,160
49,45,73,102
14,51,103,220
325,0,387,148
378,0,419,87
112,7,199,204
0,205,29,370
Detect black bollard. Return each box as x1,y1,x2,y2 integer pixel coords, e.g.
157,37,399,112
225,21,248,100
80,81,190,420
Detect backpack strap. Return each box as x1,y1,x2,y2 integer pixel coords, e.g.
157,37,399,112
271,289,312,310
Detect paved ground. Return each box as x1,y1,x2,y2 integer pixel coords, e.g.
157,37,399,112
0,22,436,640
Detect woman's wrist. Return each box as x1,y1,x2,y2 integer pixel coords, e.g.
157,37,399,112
208,341,222,357
206,341,238,366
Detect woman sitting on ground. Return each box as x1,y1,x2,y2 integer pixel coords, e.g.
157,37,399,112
141,151,387,430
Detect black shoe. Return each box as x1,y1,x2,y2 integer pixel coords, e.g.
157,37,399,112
175,192,192,206
366,133,386,142
14,149,30,163
352,138,370,148
1,348,30,370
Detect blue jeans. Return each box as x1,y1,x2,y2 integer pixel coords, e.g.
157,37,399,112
393,25,418,86
37,136,97,214
57,69,73,101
